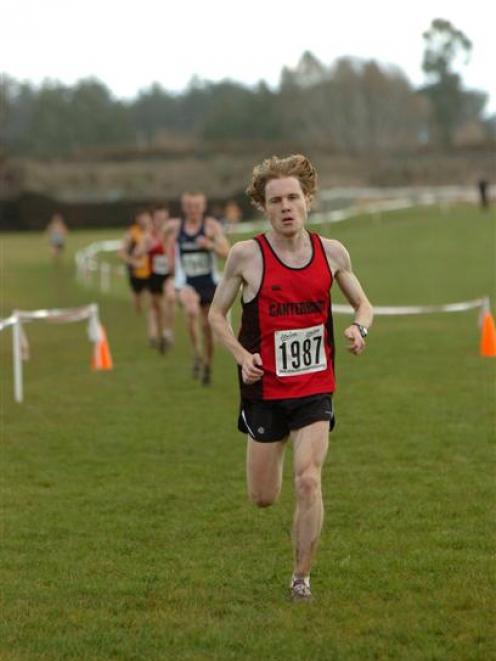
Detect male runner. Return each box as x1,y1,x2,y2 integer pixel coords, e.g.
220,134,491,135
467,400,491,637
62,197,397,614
46,212,68,259
208,155,373,601
133,204,176,353
170,192,229,385
119,209,156,344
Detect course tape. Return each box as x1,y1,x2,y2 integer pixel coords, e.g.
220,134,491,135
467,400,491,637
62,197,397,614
75,240,122,275
236,198,416,235
1,304,103,404
74,198,417,274
332,297,489,316
73,201,490,319
0,314,18,331
0,304,102,341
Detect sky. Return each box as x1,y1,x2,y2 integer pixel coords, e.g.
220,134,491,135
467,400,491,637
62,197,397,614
2,0,495,113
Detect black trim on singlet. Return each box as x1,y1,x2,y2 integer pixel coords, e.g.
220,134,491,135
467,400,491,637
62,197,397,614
315,235,337,373
327,298,336,372
238,240,264,400
260,230,315,271
179,215,206,241
238,295,263,399
242,237,265,305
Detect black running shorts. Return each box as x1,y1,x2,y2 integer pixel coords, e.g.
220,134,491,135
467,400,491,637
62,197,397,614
238,393,335,443
129,276,149,294
148,273,171,294
195,283,217,306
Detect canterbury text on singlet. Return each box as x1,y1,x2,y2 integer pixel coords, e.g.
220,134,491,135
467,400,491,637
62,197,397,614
238,232,335,400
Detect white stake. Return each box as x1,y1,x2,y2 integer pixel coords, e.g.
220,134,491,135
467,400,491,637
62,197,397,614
12,316,23,403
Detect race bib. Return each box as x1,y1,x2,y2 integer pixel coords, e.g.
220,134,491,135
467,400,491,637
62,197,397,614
182,252,211,277
274,324,327,377
152,254,169,275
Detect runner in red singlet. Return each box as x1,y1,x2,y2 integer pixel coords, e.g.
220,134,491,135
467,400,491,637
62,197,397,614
209,155,373,601
133,205,175,353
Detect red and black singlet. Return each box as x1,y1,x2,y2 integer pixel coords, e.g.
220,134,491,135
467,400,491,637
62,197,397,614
238,232,336,401
148,233,170,276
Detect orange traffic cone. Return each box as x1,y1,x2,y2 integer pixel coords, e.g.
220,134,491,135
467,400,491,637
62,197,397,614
480,311,496,357
92,325,113,370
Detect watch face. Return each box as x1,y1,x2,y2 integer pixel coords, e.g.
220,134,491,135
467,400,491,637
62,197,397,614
355,323,367,338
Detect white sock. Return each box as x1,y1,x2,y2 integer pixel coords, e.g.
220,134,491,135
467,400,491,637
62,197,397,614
291,574,310,588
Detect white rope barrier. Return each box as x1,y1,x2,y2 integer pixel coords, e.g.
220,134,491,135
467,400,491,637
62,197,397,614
0,304,102,403
75,240,123,291
0,314,18,331
74,197,423,293
236,197,418,235
72,196,490,322
332,297,490,316
74,185,481,290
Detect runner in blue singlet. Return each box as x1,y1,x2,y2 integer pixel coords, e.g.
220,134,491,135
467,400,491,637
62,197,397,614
170,192,230,385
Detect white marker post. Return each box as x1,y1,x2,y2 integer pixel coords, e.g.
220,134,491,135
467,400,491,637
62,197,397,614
100,262,111,293
12,314,23,403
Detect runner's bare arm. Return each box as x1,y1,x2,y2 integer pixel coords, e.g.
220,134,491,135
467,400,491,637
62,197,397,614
118,232,134,265
167,218,181,235
165,229,176,275
132,234,152,257
198,218,230,258
208,243,264,383
324,239,374,355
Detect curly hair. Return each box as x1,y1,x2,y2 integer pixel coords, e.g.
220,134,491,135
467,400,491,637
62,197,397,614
246,154,318,210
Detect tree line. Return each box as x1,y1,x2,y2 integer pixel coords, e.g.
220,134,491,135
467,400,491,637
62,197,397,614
1,20,492,158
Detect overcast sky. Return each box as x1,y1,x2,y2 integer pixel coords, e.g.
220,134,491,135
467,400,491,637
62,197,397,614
2,0,495,113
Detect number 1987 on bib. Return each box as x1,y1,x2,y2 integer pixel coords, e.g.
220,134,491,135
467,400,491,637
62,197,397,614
274,324,327,377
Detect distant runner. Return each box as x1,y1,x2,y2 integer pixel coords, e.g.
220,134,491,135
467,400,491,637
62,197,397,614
134,204,176,353
119,209,156,344
170,192,230,384
46,212,68,259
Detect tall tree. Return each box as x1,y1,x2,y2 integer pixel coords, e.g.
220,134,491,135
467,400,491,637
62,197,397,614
421,18,484,146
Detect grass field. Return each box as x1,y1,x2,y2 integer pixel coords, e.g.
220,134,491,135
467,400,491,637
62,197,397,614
1,205,495,660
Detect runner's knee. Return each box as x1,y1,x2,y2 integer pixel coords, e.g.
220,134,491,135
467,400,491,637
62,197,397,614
294,470,320,505
248,483,281,508
180,291,200,316
248,488,279,508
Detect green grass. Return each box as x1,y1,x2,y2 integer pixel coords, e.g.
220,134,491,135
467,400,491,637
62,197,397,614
1,204,495,660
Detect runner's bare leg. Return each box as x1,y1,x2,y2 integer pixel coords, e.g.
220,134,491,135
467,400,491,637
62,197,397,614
291,421,329,577
246,437,287,507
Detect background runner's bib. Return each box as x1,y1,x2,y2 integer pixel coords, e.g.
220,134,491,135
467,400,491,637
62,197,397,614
148,236,170,276
182,252,211,277
152,254,169,275
238,232,335,401
175,218,220,291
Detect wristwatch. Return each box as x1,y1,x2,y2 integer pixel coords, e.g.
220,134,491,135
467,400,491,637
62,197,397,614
352,322,368,339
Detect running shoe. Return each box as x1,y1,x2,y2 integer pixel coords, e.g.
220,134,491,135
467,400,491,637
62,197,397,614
201,365,211,386
192,356,202,379
289,576,312,602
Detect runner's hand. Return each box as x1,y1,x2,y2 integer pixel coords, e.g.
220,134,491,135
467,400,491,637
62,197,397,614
241,353,264,384
196,236,214,250
344,325,366,355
